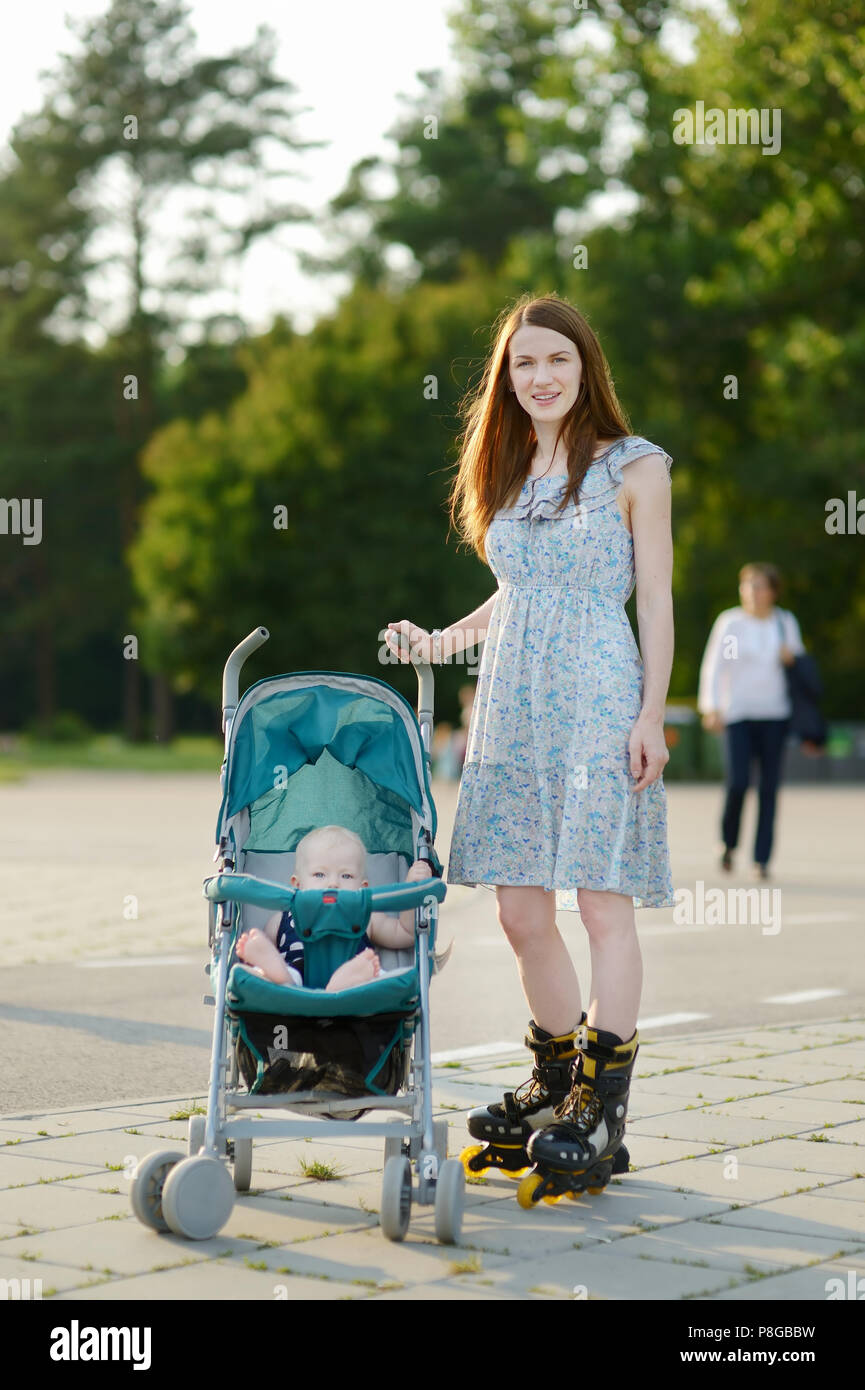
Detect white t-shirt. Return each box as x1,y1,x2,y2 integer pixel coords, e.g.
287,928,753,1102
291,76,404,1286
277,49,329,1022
697,606,805,723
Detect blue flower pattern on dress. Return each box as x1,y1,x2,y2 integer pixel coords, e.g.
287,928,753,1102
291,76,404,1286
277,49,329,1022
446,436,675,911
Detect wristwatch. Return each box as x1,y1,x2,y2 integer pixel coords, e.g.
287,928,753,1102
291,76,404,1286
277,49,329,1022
429,629,444,665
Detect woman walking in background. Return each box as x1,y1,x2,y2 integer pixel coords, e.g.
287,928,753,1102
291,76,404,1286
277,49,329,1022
384,292,675,1204
698,562,805,881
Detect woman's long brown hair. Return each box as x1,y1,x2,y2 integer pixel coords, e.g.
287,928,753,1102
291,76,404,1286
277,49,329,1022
447,292,632,563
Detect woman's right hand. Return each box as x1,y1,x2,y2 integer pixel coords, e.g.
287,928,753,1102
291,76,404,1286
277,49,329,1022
385,620,432,664
701,711,724,733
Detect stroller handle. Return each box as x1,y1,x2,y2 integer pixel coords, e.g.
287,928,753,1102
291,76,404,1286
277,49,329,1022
222,627,270,722
391,630,435,726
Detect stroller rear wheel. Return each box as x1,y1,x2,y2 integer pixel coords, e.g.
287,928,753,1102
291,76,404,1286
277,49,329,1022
380,1155,412,1242
434,1158,465,1245
130,1149,185,1232
232,1136,253,1191
188,1114,205,1156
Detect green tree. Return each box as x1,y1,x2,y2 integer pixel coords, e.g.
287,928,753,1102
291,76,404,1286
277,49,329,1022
0,0,319,733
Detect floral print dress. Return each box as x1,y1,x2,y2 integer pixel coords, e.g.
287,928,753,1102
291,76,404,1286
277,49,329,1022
446,435,675,911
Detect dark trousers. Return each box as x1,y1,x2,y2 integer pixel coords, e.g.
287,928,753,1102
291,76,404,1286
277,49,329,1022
721,718,790,866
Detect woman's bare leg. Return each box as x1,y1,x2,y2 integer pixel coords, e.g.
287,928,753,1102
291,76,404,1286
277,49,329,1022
577,887,642,1039
495,885,582,1036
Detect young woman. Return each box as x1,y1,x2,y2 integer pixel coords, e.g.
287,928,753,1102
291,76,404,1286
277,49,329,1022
385,293,675,1202
698,562,806,879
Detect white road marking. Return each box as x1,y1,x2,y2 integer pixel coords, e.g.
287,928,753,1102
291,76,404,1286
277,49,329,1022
639,911,856,938
779,913,856,926
637,1012,711,1030
431,1041,520,1064
469,913,856,944
763,988,846,1005
432,1016,715,1060
76,955,202,969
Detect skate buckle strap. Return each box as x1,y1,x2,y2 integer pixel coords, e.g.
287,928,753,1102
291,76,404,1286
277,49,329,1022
524,1029,584,1061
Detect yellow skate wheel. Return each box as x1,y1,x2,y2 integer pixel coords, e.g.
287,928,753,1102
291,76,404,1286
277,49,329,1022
565,1190,582,1202
516,1173,544,1209
586,1185,606,1195
502,1165,530,1180
459,1144,486,1176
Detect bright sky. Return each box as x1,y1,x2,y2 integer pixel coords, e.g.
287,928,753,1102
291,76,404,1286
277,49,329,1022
1,1,462,345
1,2,704,348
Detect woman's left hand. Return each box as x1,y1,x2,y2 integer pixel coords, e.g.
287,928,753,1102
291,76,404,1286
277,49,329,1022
778,642,795,667
628,714,670,793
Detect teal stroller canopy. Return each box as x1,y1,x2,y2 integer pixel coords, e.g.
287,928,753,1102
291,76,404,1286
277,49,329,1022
216,672,440,866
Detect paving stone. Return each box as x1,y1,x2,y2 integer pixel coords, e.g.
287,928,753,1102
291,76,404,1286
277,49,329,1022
368,1280,517,1300
712,1193,865,1242
781,1080,865,1103
1,1105,172,1132
625,1136,718,1169
0,1152,104,1186
49,1259,371,1300
0,1218,221,1276
704,1059,863,1084
709,1251,865,1301
0,1182,129,1230
629,1112,793,1145
638,1043,771,1066
220,1191,377,1243
806,1177,865,1203
413,1182,735,1253
0,1252,107,1296
247,1225,508,1286
635,1072,788,1101
702,1095,856,1127
631,1157,809,1203
447,1243,739,1301
583,1217,850,1275
245,1142,386,1176
0,1132,182,1169
825,1120,865,1145
724,1138,865,1177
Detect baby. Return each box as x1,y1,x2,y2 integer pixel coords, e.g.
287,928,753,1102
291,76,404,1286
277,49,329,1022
234,824,433,992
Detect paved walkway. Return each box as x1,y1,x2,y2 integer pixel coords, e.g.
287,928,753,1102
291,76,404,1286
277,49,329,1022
1,1016,863,1301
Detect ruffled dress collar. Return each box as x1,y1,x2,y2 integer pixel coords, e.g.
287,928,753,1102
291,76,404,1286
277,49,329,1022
495,437,638,522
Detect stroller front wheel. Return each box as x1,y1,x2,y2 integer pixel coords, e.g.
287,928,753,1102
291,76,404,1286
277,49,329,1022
161,1155,235,1240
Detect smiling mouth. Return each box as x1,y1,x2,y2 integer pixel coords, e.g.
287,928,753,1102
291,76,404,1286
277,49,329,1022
533,392,560,402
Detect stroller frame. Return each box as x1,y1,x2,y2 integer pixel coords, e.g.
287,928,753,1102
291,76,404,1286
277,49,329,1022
129,627,465,1245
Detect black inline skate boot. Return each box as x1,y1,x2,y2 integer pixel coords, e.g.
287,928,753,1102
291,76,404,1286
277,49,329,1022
517,1022,639,1207
460,1016,630,1181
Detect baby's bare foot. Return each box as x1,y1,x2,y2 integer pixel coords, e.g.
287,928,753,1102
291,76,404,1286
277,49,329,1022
235,928,292,984
326,947,381,992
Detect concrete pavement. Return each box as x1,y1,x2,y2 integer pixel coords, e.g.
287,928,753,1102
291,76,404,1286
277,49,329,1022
1,1015,863,1301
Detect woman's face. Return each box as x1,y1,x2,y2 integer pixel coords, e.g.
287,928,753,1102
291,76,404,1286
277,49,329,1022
508,325,582,426
739,573,775,613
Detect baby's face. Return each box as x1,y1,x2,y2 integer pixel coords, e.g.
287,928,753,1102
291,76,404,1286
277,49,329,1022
292,843,367,892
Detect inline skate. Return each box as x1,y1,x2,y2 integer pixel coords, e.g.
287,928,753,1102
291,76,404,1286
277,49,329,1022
460,1016,630,1181
517,1022,639,1206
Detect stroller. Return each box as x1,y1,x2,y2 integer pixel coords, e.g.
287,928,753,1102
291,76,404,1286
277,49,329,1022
130,626,464,1244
